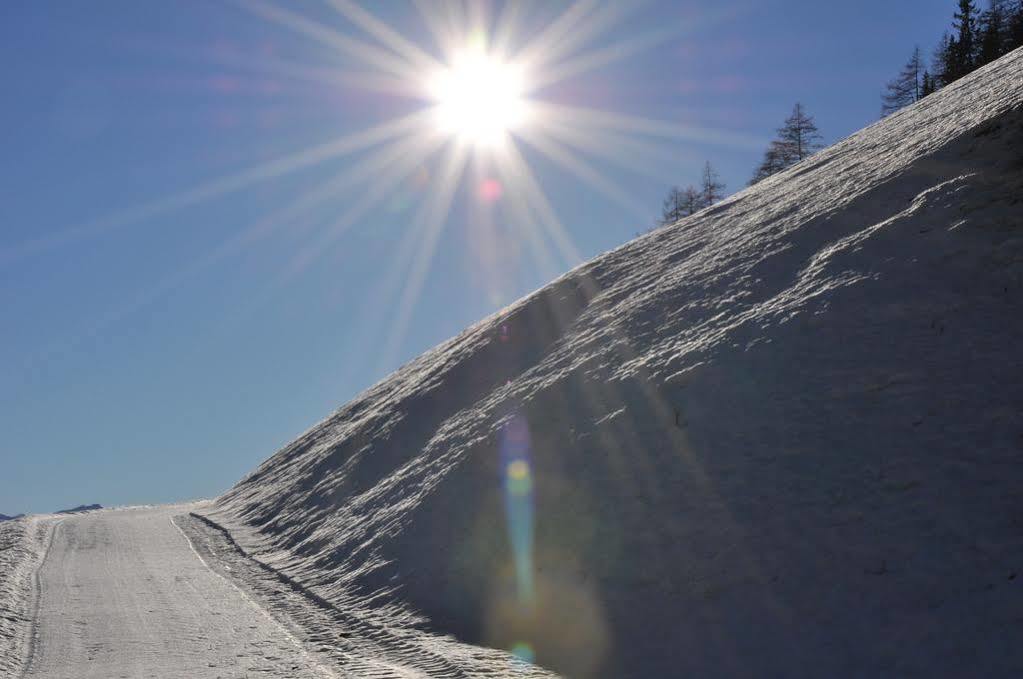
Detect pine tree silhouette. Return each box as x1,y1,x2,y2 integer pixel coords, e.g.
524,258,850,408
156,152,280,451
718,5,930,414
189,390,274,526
951,0,980,79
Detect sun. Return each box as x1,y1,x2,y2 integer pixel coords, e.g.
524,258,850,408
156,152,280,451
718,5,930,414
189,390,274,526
428,47,530,148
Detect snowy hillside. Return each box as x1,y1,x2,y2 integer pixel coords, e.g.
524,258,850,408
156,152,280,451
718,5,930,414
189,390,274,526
200,49,1023,677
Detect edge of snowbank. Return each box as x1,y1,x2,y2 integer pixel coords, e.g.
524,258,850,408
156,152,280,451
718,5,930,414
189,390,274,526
0,516,57,676
187,511,341,613
188,510,555,677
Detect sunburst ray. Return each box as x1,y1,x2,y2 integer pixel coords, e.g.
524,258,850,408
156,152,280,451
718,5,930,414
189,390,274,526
489,0,526,58
533,102,765,150
412,0,467,61
516,128,651,219
496,139,582,267
378,142,470,372
534,117,692,181
1,110,432,266
327,0,442,74
489,155,564,284
201,132,452,345
529,26,676,92
284,131,451,278
236,0,414,80
514,0,599,70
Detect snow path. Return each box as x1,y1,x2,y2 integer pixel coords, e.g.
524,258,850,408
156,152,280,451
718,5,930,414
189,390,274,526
22,506,336,679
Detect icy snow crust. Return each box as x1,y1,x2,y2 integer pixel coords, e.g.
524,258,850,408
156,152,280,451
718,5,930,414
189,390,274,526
204,50,1023,677
0,516,52,676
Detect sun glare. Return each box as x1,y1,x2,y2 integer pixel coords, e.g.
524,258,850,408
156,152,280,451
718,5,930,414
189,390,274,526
429,48,529,147
22,1,735,378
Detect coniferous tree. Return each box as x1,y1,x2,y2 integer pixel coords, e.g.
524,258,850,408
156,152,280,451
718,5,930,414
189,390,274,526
921,70,936,96
700,162,726,207
882,46,924,115
660,186,686,226
1006,0,1023,51
749,104,823,185
951,0,980,79
749,144,787,186
776,103,823,163
681,186,702,216
895,1,1020,107
978,0,1007,65
933,32,954,87
659,185,703,225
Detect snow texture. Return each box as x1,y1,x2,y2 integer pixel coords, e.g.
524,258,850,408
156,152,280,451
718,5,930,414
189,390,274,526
20,505,344,679
181,511,554,678
196,48,1021,677
0,517,51,676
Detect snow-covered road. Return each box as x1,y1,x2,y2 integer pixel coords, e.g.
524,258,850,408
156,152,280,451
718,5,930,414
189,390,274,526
22,506,335,679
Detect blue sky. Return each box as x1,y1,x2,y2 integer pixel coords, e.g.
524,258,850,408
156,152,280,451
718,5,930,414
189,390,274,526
1,1,954,514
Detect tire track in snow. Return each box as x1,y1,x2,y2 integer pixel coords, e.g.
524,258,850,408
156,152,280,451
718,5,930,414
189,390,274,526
23,506,337,678
168,514,343,679
18,518,61,679
180,512,488,679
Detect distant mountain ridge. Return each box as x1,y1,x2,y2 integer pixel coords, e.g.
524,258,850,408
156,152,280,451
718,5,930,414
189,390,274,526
54,504,102,515
0,504,104,521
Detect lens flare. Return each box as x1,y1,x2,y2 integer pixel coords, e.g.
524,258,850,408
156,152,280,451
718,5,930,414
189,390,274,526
507,459,532,496
500,413,534,606
478,177,504,203
511,641,535,664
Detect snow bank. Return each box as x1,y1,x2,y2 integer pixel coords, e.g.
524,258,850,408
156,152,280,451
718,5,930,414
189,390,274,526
0,517,51,676
202,48,1023,677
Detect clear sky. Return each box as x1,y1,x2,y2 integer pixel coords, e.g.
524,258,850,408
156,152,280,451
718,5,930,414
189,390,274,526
1,0,955,514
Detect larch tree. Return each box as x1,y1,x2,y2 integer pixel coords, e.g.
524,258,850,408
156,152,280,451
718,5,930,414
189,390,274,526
700,162,726,207
682,186,703,215
659,185,703,226
660,186,687,226
658,179,707,224
882,46,924,116
749,144,788,186
749,104,823,186
776,103,823,164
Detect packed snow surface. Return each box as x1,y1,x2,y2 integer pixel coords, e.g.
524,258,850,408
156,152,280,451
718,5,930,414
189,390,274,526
19,506,341,678
2,504,549,678
202,49,1023,677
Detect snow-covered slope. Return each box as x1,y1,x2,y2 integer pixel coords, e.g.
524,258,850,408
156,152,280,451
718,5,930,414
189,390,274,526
201,49,1023,677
